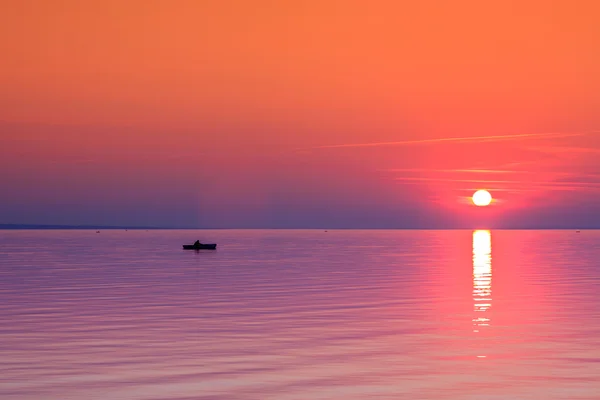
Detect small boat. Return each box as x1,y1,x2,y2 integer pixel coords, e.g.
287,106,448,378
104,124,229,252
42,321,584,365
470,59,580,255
183,243,217,250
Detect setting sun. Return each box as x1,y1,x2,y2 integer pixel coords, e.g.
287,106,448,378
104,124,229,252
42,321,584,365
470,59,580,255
472,190,492,207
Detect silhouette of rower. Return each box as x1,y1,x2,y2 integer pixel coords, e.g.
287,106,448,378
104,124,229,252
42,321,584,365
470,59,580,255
194,240,201,246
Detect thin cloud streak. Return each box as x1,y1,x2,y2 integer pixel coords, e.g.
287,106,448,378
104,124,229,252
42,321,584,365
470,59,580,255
397,181,600,194
385,168,600,179
393,176,600,187
383,168,532,174
311,131,597,150
460,188,535,192
397,181,600,193
526,145,600,155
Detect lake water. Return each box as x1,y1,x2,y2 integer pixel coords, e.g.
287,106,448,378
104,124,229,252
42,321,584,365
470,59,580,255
1,229,599,399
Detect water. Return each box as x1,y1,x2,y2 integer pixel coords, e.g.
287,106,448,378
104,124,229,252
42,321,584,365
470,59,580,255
1,229,599,399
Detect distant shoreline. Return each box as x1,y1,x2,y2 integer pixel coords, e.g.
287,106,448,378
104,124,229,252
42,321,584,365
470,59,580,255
0,225,596,230
0,224,166,230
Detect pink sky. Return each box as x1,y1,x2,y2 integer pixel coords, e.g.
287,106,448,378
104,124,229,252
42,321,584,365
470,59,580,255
1,1,600,227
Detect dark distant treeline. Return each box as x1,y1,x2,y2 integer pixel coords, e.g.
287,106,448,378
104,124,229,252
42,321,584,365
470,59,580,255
0,224,164,230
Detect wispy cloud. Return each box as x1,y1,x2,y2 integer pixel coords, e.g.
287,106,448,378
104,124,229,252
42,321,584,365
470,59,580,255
394,176,600,189
382,168,531,174
310,131,598,150
384,168,600,178
396,180,600,193
525,145,600,155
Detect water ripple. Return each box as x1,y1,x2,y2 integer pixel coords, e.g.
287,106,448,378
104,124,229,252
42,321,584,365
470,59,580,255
1,229,599,399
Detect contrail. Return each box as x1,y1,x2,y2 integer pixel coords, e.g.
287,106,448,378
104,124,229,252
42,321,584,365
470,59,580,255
310,130,598,149
381,168,528,174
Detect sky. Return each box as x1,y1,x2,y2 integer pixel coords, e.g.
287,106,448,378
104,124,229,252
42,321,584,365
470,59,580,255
1,0,600,228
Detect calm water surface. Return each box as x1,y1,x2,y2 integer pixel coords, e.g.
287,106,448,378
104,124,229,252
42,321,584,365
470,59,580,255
1,229,599,399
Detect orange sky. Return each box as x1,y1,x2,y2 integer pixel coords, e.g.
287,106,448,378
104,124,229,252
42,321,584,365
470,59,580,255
1,1,600,227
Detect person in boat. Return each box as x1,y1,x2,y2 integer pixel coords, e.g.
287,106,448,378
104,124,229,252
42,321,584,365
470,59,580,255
194,240,201,246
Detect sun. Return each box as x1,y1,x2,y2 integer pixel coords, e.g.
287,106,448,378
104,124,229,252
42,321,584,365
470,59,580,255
472,190,492,206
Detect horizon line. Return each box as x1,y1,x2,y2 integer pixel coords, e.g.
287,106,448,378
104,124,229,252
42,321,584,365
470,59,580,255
1,225,597,231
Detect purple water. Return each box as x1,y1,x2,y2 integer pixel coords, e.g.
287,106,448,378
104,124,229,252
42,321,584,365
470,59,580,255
1,229,599,399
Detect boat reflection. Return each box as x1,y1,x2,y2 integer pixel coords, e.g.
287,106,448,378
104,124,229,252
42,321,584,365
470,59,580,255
473,230,492,333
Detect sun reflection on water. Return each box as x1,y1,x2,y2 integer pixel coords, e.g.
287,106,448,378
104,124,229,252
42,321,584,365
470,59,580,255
473,230,492,332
